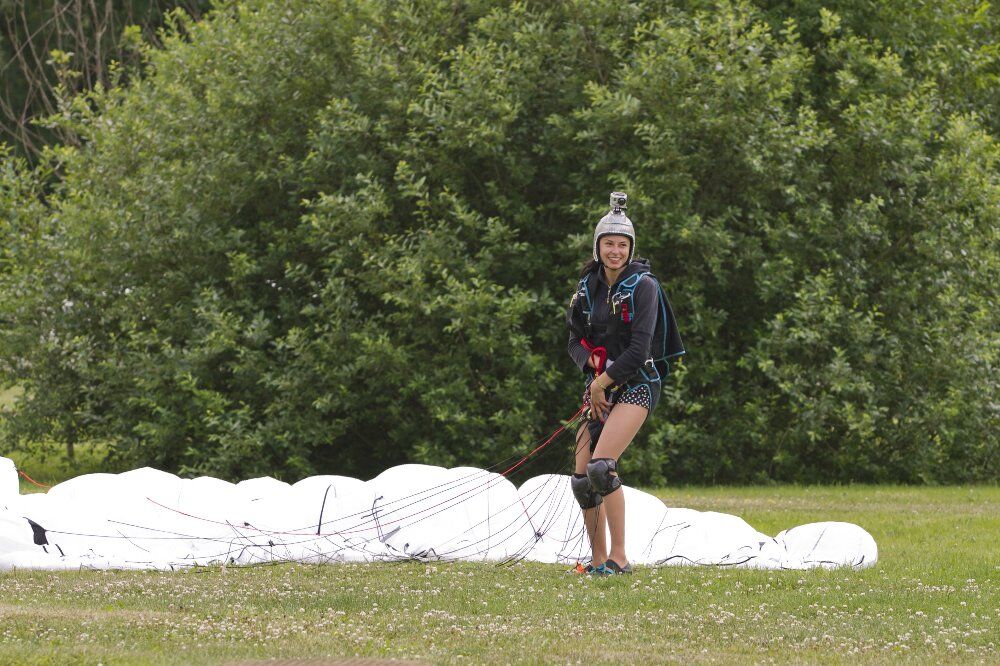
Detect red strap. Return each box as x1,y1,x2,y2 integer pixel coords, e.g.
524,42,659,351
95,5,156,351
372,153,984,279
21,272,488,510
580,339,607,374
17,468,51,489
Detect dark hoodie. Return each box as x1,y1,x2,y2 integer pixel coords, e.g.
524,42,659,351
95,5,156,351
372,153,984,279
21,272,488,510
566,259,661,385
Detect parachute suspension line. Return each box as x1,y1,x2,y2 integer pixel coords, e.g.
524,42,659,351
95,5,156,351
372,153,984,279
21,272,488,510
29,406,591,568
339,412,585,539
382,406,591,564
310,410,588,541
144,407,589,541
494,420,595,567
338,408,583,532
309,406,588,538
298,406,588,535
187,408,591,566
577,424,604,570
223,422,588,567
499,406,587,478
479,406,588,550
268,408,591,562
534,423,595,564
146,448,530,540
139,407,589,542
588,493,603,570
17,468,51,489
189,418,586,568
165,446,570,566
434,431,591,561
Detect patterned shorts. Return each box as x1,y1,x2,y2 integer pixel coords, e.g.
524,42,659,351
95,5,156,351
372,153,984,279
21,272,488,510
582,382,652,411
581,377,660,452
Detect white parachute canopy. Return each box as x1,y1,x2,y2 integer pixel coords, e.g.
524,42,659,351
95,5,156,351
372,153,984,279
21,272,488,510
0,457,876,571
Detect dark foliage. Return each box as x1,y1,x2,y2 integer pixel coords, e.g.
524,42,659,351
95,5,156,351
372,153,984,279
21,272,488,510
1,0,996,483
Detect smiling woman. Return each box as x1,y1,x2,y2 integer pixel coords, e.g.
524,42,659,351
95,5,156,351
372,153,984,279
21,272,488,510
598,236,631,273
565,192,686,576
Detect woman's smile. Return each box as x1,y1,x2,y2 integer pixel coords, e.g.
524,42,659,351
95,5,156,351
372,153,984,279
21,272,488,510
598,235,631,266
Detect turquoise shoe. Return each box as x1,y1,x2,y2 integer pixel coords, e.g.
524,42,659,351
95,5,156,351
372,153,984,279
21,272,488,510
592,559,632,575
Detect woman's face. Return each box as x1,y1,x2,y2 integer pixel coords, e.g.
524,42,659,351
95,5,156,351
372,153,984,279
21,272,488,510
598,235,631,270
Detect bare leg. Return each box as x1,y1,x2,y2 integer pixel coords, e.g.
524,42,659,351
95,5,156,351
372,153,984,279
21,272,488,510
575,425,607,565
592,403,648,567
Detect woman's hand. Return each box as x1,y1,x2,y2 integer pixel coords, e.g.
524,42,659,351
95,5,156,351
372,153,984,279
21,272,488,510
589,376,612,422
587,352,600,370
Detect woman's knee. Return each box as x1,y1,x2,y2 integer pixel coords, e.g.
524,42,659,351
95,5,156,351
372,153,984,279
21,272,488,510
586,457,622,496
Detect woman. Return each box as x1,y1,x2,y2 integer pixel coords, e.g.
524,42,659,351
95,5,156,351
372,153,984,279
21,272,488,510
565,192,684,575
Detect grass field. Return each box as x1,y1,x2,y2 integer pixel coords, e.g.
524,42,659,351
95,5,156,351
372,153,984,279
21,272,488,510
0,484,996,664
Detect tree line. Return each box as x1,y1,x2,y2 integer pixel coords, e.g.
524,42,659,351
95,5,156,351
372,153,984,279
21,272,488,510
1,0,996,484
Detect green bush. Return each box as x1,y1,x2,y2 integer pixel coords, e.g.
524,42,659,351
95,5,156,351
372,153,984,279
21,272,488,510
1,0,996,483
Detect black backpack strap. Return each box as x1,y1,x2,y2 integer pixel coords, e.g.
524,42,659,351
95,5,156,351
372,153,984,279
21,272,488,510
606,270,686,380
578,271,599,339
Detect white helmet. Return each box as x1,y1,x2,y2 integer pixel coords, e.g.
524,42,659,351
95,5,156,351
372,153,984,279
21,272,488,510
592,191,635,263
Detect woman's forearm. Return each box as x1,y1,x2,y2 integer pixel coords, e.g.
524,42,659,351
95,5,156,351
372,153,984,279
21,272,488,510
567,336,593,371
591,371,614,390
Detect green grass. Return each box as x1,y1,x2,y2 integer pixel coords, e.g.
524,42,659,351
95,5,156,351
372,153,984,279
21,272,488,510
0,485,996,664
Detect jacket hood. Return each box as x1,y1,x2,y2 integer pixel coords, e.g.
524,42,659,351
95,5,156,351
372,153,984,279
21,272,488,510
621,258,651,280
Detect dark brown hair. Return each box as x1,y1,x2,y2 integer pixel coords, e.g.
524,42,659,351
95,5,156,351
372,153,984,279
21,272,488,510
578,258,600,278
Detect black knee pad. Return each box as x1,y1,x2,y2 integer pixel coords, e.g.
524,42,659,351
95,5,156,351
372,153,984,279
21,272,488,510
586,458,621,496
570,473,603,510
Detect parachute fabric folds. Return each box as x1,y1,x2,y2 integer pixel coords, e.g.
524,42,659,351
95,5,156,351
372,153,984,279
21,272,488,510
0,457,18,508
775,522,878,569
0,458,877,570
